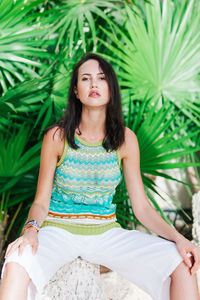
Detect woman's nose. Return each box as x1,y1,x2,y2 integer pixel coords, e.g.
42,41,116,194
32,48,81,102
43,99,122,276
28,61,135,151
91,78,98,87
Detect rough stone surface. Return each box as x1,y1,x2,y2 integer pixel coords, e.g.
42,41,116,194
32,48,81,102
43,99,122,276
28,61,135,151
41,256,152,300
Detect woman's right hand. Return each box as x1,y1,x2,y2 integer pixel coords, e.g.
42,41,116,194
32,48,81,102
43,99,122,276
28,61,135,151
4,227,39,258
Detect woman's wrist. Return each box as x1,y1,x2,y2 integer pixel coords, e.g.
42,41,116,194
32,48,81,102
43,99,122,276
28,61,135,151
23,226,39,233
23,219,40,233
171,231,186,243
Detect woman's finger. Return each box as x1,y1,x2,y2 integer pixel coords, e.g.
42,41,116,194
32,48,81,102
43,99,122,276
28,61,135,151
191,249,200,275
31,243,38,255
18,244,26,257
5,239,19,255
180,250,192,268
18,242,35,256
5,238,23,257
5,244,13,256
5,241,18,257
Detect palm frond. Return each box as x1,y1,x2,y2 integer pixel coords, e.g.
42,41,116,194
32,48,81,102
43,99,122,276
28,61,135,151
98,0,200,123
0,124,41,193
0,0,54,94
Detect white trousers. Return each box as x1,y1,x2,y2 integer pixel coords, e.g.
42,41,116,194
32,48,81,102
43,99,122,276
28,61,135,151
1,226,183,300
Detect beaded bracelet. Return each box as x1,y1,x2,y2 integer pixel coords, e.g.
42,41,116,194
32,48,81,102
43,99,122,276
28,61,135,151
23,220,40,233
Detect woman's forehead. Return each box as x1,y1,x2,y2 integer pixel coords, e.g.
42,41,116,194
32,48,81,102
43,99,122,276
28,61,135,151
78,59,103,76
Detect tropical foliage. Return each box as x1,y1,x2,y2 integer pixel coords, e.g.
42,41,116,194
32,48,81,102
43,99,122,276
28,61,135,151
0,0,199,258
98,0,200,122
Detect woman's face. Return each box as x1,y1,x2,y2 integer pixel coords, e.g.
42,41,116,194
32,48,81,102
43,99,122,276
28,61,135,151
74,59,110,108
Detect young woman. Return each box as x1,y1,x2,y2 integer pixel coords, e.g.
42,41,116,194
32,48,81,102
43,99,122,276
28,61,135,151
0,53,200,300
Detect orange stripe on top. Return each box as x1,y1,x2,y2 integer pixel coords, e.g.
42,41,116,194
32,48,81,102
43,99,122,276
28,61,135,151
48,211,116,220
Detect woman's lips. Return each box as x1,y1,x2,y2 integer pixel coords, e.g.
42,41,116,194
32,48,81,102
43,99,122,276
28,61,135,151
89,93,101,97
89,90,101,97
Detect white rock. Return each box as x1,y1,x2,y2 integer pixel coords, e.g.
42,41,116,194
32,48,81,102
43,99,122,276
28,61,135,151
41,257,152,300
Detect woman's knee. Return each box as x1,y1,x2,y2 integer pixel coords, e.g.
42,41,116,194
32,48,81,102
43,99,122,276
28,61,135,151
3,262,30,284
170,258,192,279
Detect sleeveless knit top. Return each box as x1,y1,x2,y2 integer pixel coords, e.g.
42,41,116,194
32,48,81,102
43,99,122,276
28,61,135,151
41,133,122,235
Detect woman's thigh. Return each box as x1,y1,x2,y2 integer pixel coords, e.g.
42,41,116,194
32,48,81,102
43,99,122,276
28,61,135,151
1,226,81,292
81,227,183,300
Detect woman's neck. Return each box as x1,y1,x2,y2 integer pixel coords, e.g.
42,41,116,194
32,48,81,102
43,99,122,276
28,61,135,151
76,125,106,142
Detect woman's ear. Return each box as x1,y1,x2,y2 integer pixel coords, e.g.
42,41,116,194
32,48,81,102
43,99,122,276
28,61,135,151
74,86,79,98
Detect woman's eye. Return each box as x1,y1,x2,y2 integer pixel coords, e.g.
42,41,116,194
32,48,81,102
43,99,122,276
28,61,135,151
82,77,106,81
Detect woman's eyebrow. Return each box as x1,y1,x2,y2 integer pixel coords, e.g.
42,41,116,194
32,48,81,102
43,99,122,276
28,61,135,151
81,72,104,76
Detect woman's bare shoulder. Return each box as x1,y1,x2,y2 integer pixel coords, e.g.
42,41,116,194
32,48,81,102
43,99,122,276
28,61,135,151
119,127,138,160
43,126,65,160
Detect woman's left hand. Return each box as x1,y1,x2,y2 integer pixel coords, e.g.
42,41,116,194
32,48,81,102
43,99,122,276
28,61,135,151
175,236,200,275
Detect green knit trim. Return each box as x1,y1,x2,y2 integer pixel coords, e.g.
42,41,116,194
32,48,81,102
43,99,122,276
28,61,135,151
75,133,103,147
116,148,122,169
56,138,68,167
41,220,121,235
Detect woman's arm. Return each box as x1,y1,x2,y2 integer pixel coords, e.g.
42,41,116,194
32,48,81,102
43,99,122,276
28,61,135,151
24,126,64,227
5,127,64,257
122,127,182,241
122,127,200,274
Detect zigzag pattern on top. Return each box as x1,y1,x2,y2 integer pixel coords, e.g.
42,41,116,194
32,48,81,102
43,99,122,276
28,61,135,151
48,134,122,221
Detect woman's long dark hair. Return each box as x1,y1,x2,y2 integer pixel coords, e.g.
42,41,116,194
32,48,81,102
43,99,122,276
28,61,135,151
44,53,125,151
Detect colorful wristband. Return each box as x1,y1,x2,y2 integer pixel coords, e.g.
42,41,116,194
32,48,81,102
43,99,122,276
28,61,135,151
23,220,40,233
